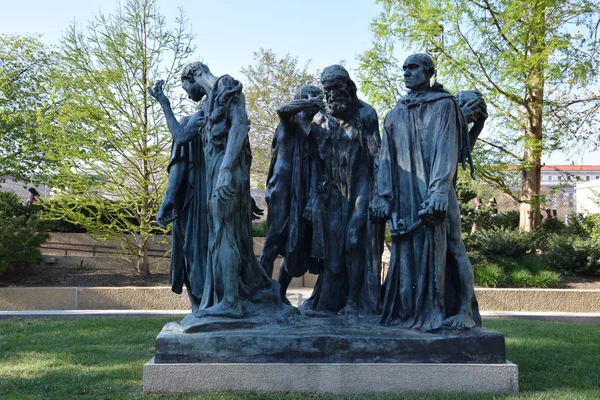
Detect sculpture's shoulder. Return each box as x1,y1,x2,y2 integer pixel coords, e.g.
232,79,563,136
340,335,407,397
357,100,378,126
425,92,458,109
214,75,244,104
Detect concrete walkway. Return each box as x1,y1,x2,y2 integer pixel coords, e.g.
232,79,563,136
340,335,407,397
0,310,599,323
2,288,599,322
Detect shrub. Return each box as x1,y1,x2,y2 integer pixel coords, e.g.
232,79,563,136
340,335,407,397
473,263,505,287
509,269,533,287
463,208,520,233
545,235,600,276
252,220,267,237
529,270,561,288
0,192,49,273
472,254,562,288
470,228,533,259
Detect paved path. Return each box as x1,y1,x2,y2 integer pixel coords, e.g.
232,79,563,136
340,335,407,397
1,310,599,323
1,288,599,322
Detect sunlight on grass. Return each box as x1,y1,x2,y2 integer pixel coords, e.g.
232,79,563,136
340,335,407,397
0,317,599,399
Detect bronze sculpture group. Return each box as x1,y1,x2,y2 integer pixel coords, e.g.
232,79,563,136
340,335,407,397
150,53,488,332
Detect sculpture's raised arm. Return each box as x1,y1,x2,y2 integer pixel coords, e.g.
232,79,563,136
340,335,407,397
148,79,202,145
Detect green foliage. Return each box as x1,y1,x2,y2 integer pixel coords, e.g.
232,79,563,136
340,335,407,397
473,255,561,288
473,262,505,287
464,208,520,233
0,192,49,273
0,34,61,182
241,48,320,188
37,0,195,275
455,169,477,215
576,213,600,241
470,228,533,258
359,0,600,231
545,235,600,276
528,270,562,288
251,220,268,237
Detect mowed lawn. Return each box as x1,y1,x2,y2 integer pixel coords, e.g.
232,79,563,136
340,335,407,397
0,317,599,400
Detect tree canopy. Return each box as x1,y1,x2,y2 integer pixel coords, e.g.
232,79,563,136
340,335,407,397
241,48,319,187
39,0,195,275
0,34,59,183
358,0,600,230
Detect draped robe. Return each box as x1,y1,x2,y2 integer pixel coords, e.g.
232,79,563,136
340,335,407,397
378,90,481,331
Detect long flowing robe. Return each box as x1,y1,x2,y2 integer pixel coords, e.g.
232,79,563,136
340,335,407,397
262,116,321,277
166,114,208,312
305,103,384,315
378,90,481,331
198,75,277,313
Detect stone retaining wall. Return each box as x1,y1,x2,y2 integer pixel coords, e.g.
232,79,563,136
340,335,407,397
1,287,599,313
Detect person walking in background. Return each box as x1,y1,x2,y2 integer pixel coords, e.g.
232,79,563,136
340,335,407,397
27,188,40,203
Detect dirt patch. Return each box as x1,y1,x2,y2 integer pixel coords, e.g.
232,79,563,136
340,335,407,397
559,275,600,290
0,256,171,288
2,254,600,290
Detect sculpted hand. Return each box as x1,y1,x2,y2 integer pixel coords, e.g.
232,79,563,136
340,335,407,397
148,80,169,106
251,197,264,220
306,94,325,111
215,168,235,201
369,198,391,223
419,193,448,226
156,201,176,228
303,203,313,221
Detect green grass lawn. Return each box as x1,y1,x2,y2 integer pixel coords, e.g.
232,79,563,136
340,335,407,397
0,317,599,400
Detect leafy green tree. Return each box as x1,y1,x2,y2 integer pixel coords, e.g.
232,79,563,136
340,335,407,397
358,0,600,231
241,48,320,187
40,0,195,276
0,34,59,182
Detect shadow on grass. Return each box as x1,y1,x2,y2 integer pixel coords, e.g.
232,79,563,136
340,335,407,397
1,318,599,399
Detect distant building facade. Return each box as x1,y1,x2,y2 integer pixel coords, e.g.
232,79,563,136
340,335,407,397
540,165,600,213
575,179,600,215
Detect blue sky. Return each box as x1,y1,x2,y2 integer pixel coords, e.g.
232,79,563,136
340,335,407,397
1,0,386,79
2,0,598,164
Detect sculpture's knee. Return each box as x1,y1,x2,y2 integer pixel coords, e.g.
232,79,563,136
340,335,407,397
346,228,361,251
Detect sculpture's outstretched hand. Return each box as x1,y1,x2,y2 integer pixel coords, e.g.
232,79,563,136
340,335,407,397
148,80,169,106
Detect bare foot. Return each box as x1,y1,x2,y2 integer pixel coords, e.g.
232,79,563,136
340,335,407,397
443,313,476,331
198,301,244,319
337,303,358,317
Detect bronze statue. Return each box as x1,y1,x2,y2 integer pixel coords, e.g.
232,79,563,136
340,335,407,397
302,65,384,316
150,62,280,319
259,85,324,304
371,53,481,331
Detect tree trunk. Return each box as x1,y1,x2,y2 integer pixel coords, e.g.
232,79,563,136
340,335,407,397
519,2,545,232
138,239,151,277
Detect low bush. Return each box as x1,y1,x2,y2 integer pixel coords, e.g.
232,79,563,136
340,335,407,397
469,228,533,259
462,208,520,233
473,263,505,287
252,220,267,237
0,192,49,273
545,235,600,276
472,254,561,288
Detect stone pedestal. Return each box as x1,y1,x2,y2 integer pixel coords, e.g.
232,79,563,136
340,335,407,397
144,314,518,394
143,360,519,394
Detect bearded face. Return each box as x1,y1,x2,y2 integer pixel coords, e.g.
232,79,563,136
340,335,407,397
323,79,354,117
